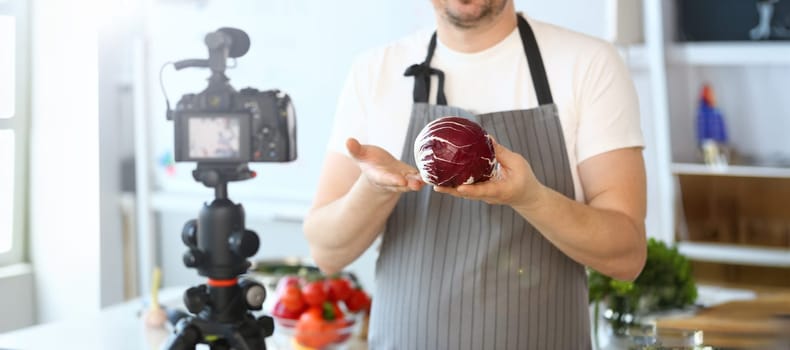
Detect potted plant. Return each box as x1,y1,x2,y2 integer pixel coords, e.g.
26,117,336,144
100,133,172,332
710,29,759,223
588,238,699,341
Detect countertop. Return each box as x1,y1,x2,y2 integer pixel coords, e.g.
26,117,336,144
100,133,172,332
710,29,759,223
0,287,367,350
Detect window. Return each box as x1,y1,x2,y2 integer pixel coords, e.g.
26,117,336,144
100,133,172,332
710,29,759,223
0,0,28,266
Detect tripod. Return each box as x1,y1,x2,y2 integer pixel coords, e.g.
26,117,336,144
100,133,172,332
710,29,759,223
164,164,274,350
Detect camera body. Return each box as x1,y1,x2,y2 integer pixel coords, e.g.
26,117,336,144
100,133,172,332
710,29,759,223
173,84,296,163
168,27,296,166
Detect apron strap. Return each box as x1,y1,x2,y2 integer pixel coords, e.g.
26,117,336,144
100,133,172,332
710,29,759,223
404,33,448,105
405,14,554,106
517,15,554,105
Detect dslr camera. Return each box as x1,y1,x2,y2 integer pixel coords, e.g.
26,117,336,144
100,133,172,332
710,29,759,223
167,27,296,165
162,28,289,350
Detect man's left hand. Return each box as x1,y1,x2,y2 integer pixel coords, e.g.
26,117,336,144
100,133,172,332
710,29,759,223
433,139,547,208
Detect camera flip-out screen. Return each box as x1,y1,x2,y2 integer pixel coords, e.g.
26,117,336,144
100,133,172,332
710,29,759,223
176,113,251,162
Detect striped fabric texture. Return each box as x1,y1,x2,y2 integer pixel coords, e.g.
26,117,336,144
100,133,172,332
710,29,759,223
369,103,591,350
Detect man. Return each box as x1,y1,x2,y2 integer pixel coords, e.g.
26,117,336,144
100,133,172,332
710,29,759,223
303,0,647,348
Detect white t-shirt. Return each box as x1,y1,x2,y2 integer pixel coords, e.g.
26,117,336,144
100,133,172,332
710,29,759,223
327,17,643,202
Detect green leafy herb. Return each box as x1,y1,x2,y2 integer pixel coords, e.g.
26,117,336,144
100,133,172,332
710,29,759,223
588,238,698,336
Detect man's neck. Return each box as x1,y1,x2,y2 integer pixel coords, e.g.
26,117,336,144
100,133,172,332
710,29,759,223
435,7,518,53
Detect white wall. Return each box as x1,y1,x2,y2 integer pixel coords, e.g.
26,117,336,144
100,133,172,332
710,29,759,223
97,0,148,307
144,0,617,199
29,0,103,323
2,0,663,330
146,1,435,200
97,19,127,309
146,0,438,296
145,0,637,295
0,264,34,332
523,0,611,39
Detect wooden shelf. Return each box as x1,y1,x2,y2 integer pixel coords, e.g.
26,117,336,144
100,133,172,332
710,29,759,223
671,162,790,179
677,242,790,268
668,42,790,66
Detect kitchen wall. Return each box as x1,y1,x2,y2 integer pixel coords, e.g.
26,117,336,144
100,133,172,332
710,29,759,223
0,265,33,332
144,0,619,204
146,0,438,296
0,0,650,332
28,0,103,324
143,0,634,296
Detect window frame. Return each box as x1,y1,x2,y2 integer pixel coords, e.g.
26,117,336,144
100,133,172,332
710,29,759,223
0,0,30,266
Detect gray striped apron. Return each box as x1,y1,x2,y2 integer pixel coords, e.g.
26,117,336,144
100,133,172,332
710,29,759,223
369,16,591,349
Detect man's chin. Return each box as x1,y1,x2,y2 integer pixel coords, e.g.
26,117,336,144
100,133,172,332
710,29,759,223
446,9,489,28
443,0,504,29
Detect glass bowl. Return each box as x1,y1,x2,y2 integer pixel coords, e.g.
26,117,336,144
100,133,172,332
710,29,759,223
270,313,363,350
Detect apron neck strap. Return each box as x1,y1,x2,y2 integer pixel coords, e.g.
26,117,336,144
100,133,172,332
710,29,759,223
404,14,554,106
517,15,554,105
404,33,447,105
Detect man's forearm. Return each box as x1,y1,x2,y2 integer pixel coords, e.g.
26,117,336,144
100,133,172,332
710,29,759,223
303,177,401,274
514,187,647,281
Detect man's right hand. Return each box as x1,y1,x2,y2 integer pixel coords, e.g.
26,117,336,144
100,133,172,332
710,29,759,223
346,138,425,193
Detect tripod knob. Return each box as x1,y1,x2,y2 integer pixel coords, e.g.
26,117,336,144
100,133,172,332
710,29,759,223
228,229,259,258
257,315,275,338
181,219,198,248
183,248,205,268
184,285,209,314
239,279,266,311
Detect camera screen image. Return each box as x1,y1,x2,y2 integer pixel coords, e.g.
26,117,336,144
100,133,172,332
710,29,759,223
188,116,241,159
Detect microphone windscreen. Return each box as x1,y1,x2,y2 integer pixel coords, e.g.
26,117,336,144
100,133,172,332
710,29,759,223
218,27,250,58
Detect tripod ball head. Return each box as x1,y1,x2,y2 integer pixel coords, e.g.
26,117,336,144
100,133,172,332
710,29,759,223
229,229,259,258
182,219,198,247
179,197,260,279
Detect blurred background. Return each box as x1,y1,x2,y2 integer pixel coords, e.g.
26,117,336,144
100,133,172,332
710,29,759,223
0,0,789,348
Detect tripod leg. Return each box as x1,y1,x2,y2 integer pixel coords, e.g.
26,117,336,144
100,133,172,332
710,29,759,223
164,324,201,350
209,343,230,350
223,329,267,350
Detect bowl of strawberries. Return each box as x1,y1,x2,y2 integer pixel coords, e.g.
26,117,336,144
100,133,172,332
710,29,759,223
269,272,372,350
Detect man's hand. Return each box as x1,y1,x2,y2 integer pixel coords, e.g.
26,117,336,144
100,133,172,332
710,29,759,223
433,138,546,208
346,138,425,193
304,139,425,274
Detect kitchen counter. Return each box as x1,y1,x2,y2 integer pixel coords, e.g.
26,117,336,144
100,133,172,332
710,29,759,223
591,285,790,350
6,283,782,349
0,287,367,350
0,287,181,350
655,292,790,349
